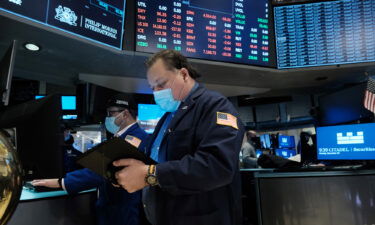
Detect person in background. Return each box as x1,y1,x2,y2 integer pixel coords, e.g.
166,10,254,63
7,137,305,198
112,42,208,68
241,130,258,168
32,94,149,225
112,50,245,225
62,124,82,173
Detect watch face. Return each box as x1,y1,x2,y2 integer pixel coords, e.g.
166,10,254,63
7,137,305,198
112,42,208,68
147,176,157,185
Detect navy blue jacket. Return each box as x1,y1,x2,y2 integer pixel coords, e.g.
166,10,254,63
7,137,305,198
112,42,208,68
64,123,148,225
141,84,245,225
63,135,83,173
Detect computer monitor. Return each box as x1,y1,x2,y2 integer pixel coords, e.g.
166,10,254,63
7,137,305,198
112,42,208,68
316,123,375,161
137,104,166,134
275,149,296,159
318,83,373,125
35,95,77,120
61,96,76,110
260,134,271,149
278,135,295,148
0,40,17,107
0,94,64,180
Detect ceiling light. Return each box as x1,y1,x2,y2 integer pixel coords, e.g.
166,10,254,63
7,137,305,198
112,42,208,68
24,43,40,51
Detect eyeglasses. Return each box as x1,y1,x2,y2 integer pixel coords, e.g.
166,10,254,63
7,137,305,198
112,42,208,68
107,110,123,116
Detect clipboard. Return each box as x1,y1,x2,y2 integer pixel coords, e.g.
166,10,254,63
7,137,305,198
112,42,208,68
76,137,156,182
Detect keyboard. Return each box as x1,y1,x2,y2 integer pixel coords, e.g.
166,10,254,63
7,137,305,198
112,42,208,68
23,181,61,192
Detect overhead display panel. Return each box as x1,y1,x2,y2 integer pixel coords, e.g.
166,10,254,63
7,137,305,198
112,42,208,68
135,0,275,67
0,0,126,49
274,0,375,69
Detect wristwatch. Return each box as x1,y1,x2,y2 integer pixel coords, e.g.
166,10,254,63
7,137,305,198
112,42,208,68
145,164,158,186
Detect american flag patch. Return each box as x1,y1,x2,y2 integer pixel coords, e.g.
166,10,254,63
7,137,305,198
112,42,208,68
216,112,238,129
125,135,141,148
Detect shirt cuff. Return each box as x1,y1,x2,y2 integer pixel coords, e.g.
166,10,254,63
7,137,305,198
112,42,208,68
61,178,66,191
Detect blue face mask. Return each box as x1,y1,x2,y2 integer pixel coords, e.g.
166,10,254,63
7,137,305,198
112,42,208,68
153,88,181,112
105,117,119,134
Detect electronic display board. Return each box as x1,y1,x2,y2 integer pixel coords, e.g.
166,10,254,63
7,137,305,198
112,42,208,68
274,0,375,69
0,0,126,49
136,0,274,67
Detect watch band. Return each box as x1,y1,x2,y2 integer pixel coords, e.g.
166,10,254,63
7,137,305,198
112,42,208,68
145,164,158,186
149,164,156,175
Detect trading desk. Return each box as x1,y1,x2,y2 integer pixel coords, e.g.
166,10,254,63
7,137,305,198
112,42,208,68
7,169,375,225
7,188,97,225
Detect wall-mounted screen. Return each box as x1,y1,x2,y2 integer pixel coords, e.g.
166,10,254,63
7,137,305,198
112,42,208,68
137,104,166,134
316,123,375,160
0,0,127,49
136,0,275,67
274,0,375,69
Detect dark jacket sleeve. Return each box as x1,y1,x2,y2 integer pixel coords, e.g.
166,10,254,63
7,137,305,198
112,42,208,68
64,168,104,194
156,96,244,195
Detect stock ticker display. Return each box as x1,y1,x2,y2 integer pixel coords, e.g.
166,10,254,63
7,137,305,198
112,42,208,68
0,0,126,49
136,0,274,67
275,0,375,69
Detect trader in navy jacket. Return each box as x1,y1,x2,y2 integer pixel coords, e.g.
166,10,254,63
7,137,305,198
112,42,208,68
113,50,245,225
32,94,148,225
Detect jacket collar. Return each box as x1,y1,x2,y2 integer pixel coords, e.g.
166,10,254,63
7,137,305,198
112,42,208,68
168,83,205,130
118,123,140,139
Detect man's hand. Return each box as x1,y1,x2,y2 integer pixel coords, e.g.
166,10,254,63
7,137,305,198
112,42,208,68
31,179,60,188
113,159,149,193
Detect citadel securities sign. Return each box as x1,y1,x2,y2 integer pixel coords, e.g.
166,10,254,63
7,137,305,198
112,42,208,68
0,0,126,49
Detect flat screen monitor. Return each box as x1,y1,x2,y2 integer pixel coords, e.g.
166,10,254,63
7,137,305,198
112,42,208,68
0,94,64,180
318,83,373,126
135,0,275,67
260,134,271,149
257,173,375,225
0,0,127,49
137,104,166,134
316,123,375,160
274,0,375,69
0,40,17,107
36,95,77,119
278,135,295,148
275,148,296,158
61,96,76,110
